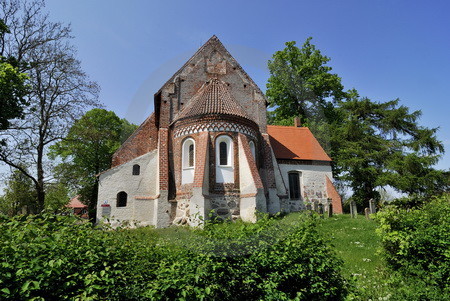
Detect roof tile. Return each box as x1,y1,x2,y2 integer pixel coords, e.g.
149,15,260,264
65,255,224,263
176,78,251,121
267,125,331,161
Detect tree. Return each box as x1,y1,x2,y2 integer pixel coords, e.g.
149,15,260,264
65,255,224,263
266,38,345,126
332,90,446,207
0,0,99,213
50,109,137,220
267,39,447,209
0,168,37,216
0,19,28,138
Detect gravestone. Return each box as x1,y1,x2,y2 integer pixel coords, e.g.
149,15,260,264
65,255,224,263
365,207,370,219
369,199,376,214
350,201,357,218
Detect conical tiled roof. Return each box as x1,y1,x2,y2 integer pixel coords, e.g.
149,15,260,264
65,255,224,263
176,78,251,121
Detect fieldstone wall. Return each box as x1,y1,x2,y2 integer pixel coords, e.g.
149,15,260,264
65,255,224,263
209,195,240,221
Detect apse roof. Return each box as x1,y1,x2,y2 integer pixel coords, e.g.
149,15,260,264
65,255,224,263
175,78,251,121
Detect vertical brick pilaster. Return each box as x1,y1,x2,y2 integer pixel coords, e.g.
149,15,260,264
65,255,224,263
262,133,277,189
159,128,169,191
193,132,209,188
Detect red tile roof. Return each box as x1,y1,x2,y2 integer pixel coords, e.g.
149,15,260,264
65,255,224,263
66,196,87,208
267,125,331,161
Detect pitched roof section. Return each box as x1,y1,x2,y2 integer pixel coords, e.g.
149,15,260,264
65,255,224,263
176,78,251,121
66,195,87,208
267,125,332,161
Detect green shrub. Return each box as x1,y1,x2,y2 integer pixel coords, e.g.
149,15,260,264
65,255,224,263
375,195,450,297
0,213,348,300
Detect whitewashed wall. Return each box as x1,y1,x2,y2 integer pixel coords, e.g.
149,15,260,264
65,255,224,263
96,150,158,225
278,163,333,211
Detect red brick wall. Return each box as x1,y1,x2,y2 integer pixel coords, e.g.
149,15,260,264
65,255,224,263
111,113,158,167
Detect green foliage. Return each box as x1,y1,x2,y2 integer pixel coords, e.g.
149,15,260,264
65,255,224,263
0,18,28,135
44,183,69,212
50,109,136,219
0,168,37,216
266,37,344,125
0,213,349,300
266,39,447,208
375,195,450,297
332,90,446,208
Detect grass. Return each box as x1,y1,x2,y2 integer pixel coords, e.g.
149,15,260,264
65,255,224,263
317,214,382,279
317,214,398,300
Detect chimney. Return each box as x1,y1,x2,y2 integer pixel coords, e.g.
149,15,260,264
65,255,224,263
294,116,301,127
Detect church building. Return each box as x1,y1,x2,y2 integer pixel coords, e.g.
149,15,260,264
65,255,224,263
96,36,342,227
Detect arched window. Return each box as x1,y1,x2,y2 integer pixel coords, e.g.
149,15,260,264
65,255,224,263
182,138,195,184
288,172,301,200
249,141,256,159
182,138,195,169
216,135,234,183
117,191,128,207
132,164,140,175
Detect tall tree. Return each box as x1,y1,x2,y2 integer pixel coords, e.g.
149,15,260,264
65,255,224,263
0,0,99,213
266,37,345,125
267,39,447,208
50,109,137,220
333,90,446,207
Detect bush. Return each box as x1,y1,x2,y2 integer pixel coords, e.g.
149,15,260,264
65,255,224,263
0,213,348,300
375,195,450,297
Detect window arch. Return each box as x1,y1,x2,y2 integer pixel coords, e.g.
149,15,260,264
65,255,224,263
215,135,234,183
216,135,233,167
288,172,301,200
182,138,195,184
249,140,256,159
182,138,195,168
117,191,128,207
132,164,140,175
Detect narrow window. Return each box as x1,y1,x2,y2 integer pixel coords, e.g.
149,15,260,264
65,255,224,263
219,141,228,165
117,191,128,207
288,173,301,200
132,164,140,175
188,144,194,167
249,141,256,159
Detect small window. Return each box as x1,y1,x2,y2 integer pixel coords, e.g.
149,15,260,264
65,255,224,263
132,164,140,175
288,173,301,200
117,191,127,207
219,141,228,165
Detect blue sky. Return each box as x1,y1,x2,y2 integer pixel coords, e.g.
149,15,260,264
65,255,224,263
44,0,450,170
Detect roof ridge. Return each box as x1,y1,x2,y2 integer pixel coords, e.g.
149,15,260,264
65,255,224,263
267,124,310,129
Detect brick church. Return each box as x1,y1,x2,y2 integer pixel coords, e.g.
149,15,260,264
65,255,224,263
96,36,342,227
